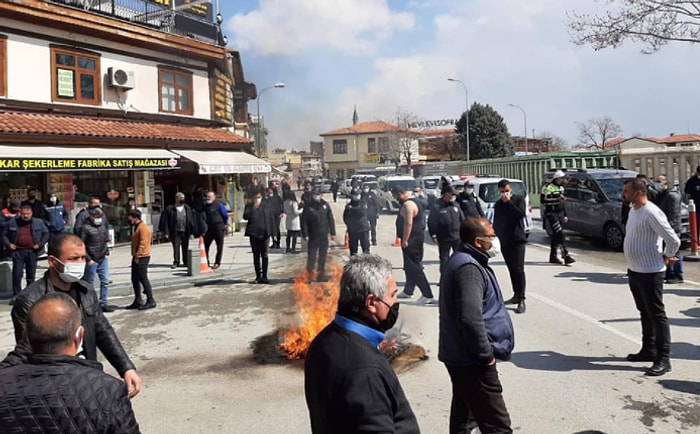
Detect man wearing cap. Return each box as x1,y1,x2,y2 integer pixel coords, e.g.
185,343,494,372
457,181,485,219
343,188,370,255
301,189,336,282
393,185,437,305
541,170,575,265
80,207,113,312
428,183,465,273
159,192,197,269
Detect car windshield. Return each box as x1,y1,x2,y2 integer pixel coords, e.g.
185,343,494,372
479,181,526,202
386,179,417,191
363,182,377,189
596,177,633,201
422,179,440,189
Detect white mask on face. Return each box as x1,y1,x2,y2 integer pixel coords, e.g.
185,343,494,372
93,218,103,226
52,256,85,283
465,188,474,195
480,236,501,258
50,197,57,204
254,197,262,204
450,196,457,202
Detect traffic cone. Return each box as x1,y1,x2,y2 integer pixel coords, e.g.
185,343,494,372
198,236,213,274
392,236,401,247
342,232,349,249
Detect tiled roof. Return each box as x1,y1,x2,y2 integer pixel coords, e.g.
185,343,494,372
320,121,400,136
0,112,251,144
603,137,626,148
657,134,700,143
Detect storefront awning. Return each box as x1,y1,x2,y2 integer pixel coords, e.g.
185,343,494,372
0,146,180,171
173,150,271,174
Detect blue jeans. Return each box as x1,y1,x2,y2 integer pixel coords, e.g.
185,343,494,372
84,258,110,305
665,249,684,280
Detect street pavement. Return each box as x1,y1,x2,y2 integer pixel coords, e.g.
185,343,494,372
0,198,699,433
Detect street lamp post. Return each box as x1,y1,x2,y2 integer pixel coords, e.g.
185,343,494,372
508,103,527,154
447,78,469,161
255,82,285,157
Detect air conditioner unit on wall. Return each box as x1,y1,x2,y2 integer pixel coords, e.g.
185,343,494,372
108,67,135,90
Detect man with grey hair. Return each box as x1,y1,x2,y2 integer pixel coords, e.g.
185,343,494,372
305,254,420,433
0,292,140,432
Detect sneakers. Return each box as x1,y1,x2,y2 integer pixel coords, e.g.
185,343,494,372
417,296,438,305
549,256,563,265
397,292,413,299
564,255,576,265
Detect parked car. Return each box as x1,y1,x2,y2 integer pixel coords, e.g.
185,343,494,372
417,175,442,206
361,181,378,193
452,176,533,236
377,175,417,212
321,179,334,193
339,179,353,197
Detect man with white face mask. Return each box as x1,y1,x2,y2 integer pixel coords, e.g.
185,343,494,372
493,179,528,314
439,217,514,434
8,233,142,399
79,207,113,312
428,182,465,273
457,180,485,219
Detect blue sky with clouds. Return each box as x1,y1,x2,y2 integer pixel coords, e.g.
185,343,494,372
220,0,700,150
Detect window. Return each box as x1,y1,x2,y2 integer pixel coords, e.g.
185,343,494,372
367,137,376,154
333,139,347,154
51,48,101,105
0,37,6,97
378,137,390,153
159,68,193,115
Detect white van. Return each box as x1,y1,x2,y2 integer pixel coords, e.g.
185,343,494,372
452,177,533,235
377,175,417,213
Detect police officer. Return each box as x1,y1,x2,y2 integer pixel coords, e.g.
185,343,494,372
343,188,370,255
428,183,465,272
457,180,485,218
300,181,314,208
541,170,575,265
361,184,380,246
300,190,336,282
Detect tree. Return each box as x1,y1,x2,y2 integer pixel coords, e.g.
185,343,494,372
536,131,570,152
455,103,513,160
384,108,421,173
567,1,700,53
575,117,623,149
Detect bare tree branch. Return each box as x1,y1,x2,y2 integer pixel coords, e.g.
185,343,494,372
576,117,623,149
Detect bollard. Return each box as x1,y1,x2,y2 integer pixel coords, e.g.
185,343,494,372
0,262,12,298
684,199,700,261
187,247,200,276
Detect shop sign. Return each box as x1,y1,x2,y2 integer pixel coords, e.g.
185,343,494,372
363,153,381,164
0,157,180,171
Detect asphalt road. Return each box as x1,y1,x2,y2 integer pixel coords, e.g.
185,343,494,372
0,200,698,433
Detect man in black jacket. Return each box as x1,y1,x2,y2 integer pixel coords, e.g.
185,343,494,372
202,191,231,269
457,180,485,219
361,184,381,245
0,292,140,433
244,191,276,284
3,205,49,302
428,183,464,273
656,175,683,283
301,190,336,282
80,207,113,312
6,233,142,398
160,192,197,269
20,188,47,222
439,218,514,434
493,179,527,314
343,188,370,255
305,254,420,434
265,187,284,249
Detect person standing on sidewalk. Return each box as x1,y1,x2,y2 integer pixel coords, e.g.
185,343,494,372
457,180,485,219
655,175,683,284
493,179,527,314
21,188,47,222
361,184,380,246
3,205,49,304
331,177,340,203
126,209,156,310
300,190,336,282
283,190,303,254
428,183,464,273
265,187,284,249
203,191,231,270
73,197,108,237
541,170,575,265
160,192,197,270
343,188,370,255
392,185,437,305
44,191,68,243
244,191,275,284
439,217,514,434
80,207,114,313
622,179,679,377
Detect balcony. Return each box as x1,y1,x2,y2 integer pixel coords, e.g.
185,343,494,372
47,0,222,44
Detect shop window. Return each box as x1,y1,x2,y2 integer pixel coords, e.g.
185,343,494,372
51,48,101,105
0,38,6,97
159,68,193,115
333,140,347,154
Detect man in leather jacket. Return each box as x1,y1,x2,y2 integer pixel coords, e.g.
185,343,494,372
5,233,142,398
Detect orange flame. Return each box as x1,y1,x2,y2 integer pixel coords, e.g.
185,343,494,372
279,264,343,359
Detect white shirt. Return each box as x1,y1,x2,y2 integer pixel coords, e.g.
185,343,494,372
623,201,680,273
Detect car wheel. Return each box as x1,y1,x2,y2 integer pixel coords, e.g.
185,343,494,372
604,223,624,251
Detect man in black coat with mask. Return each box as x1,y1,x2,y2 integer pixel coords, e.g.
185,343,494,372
343,188,370,255
301,190,336,282
159,192,197,269
305,254,419,434
244,191,276,284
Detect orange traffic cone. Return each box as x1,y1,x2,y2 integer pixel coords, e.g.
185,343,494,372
392,236,401,247
342,232,349,249
198,236,213,274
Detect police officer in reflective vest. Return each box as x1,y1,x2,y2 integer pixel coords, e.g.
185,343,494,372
541,170,575,265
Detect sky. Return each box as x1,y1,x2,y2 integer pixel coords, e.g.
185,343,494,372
220,0,700,151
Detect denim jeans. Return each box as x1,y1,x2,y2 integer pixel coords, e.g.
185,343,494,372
84,258,110,305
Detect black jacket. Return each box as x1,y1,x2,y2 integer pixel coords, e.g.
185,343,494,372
21,199,47,221
493,195,527,245
343,200,370,233
79,219,110,262
439,244,515,366
457,192,485,219
656,187,682,234
361,191,380,217
9,275,136,377
305,319,420,434
74,208,108,237
428,199,464,243
0,354,140,433
244,201,275,239
301,200,336,238
265,194,284,217
159,203,198,237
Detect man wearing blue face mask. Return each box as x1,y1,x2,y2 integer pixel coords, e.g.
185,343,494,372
493,179,527,314
6,233,142,399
